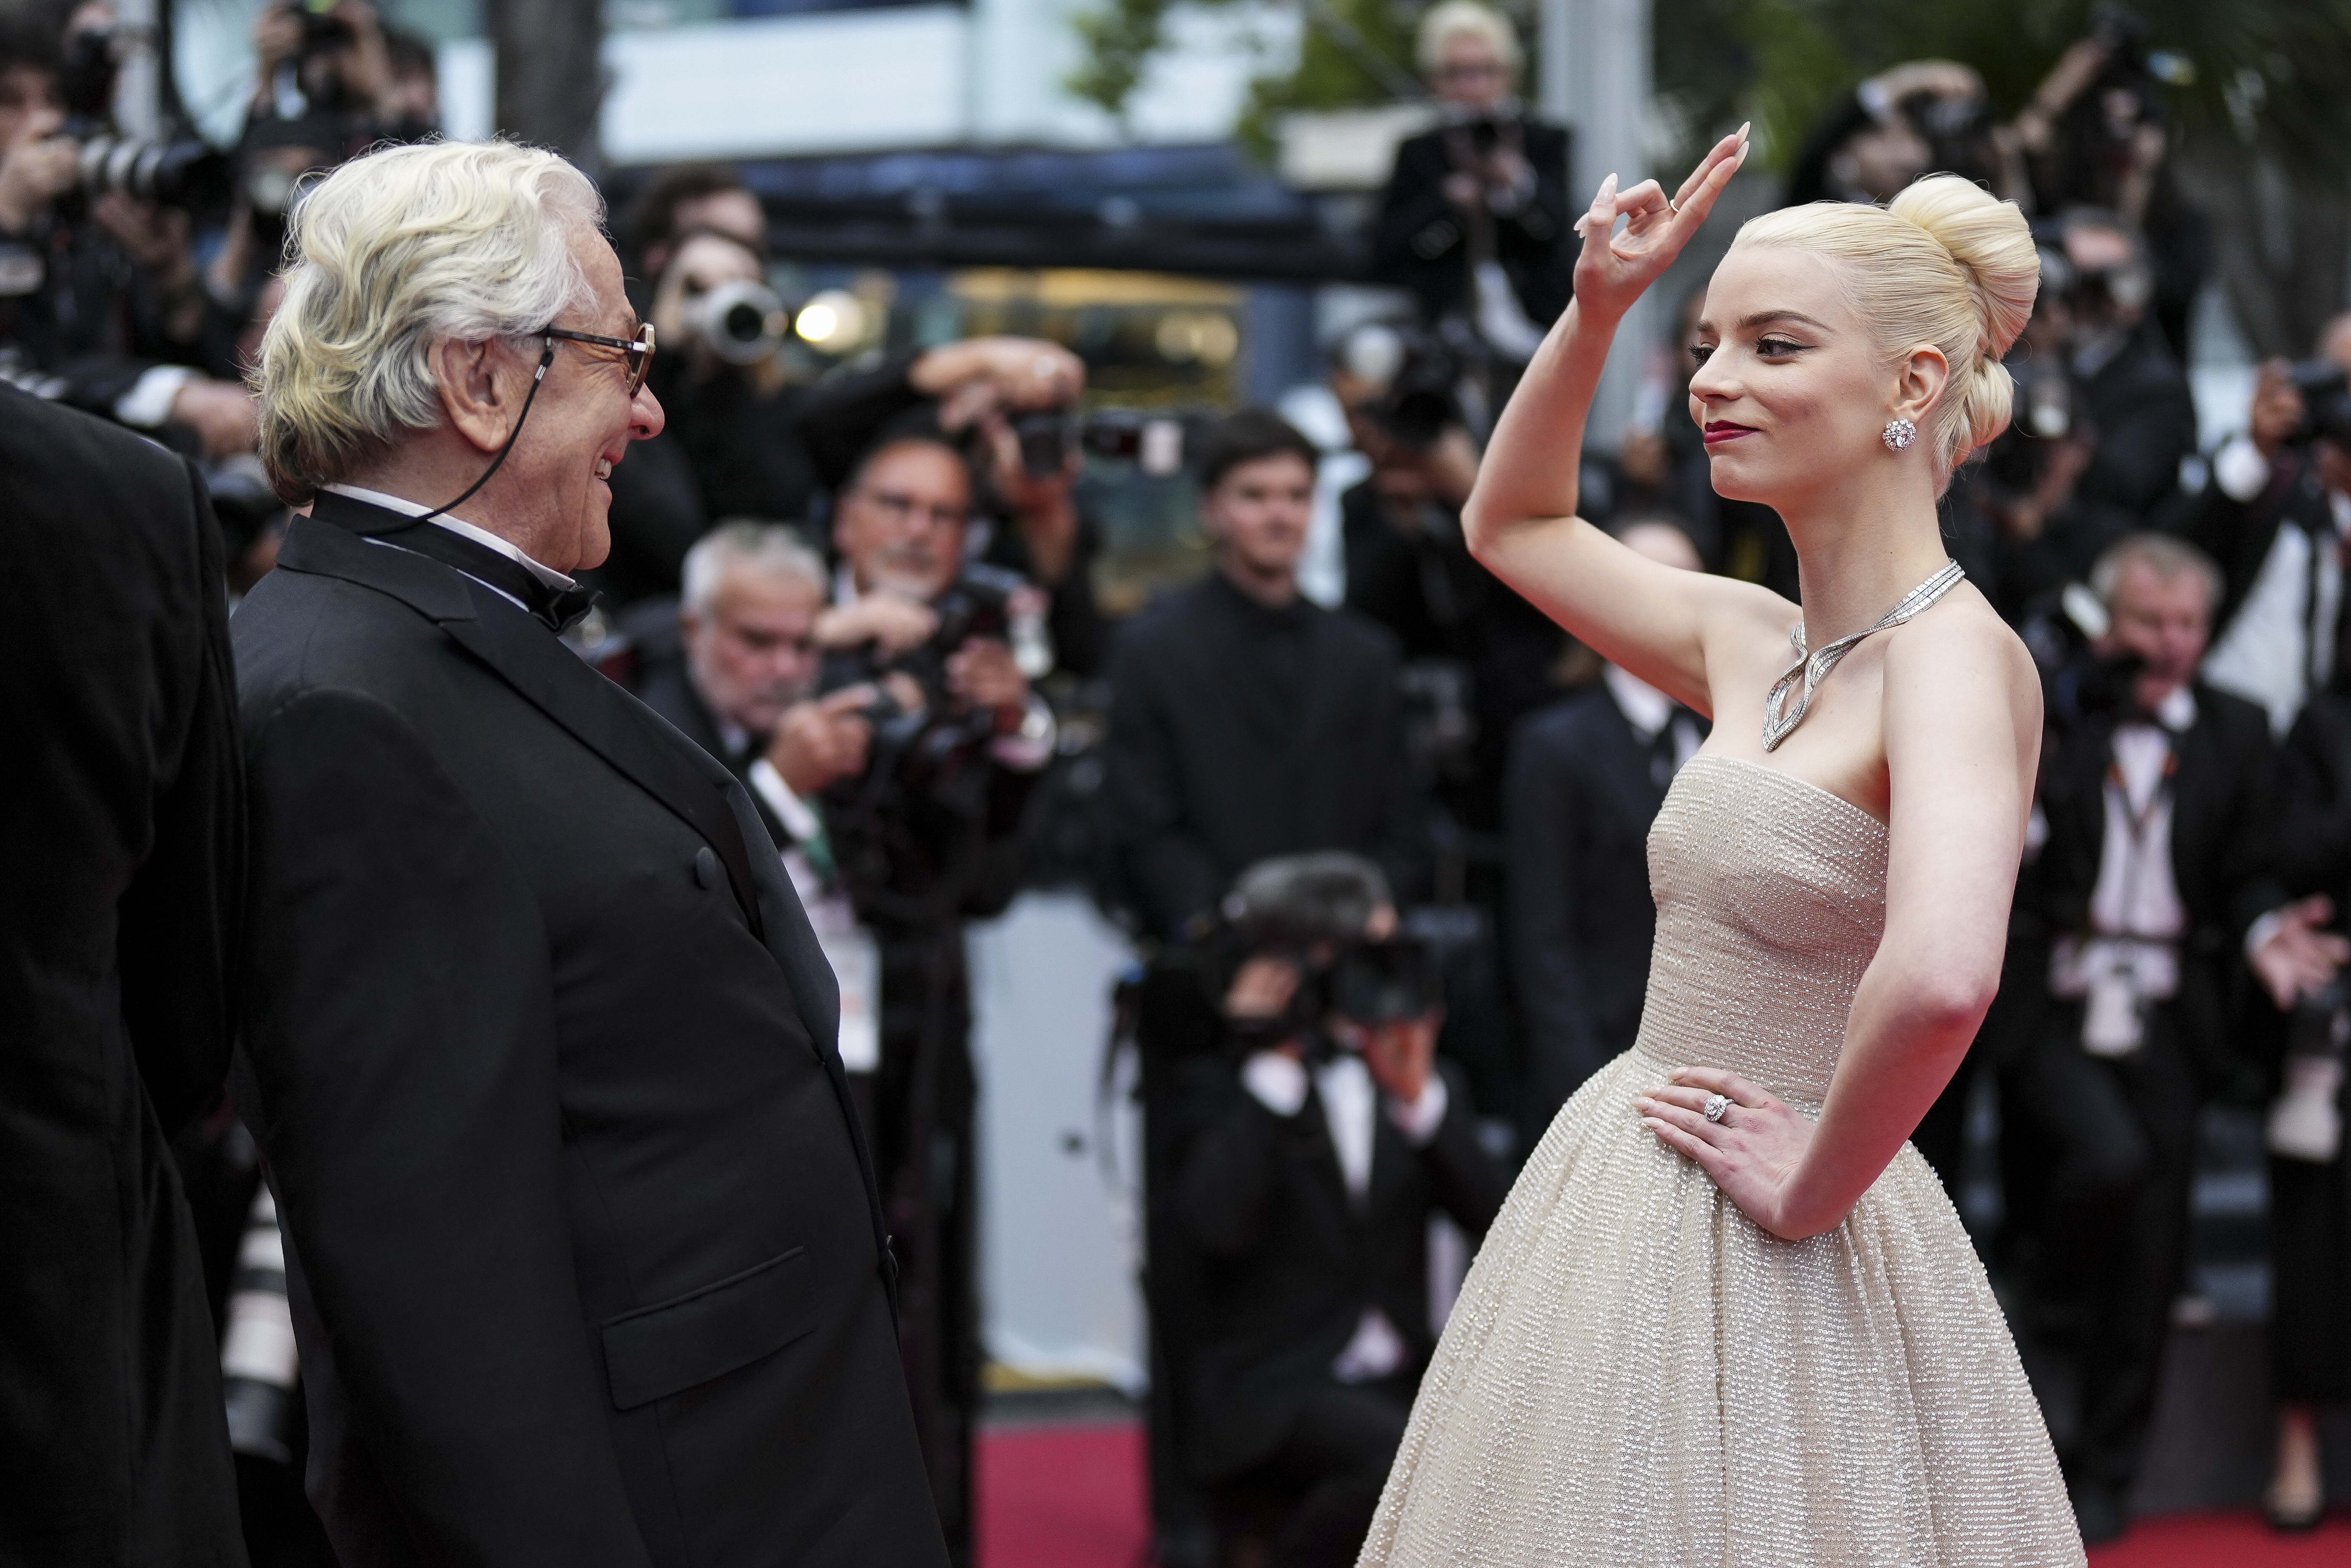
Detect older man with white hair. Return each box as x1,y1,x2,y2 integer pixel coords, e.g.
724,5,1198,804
232,140,946,1567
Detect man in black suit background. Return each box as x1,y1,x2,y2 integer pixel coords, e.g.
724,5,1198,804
1,383,246,1564
1098,409,1426,942
1371,2,1572,368
1504,520,1706,1137
2008,532,2341,1544
232,139,943,1567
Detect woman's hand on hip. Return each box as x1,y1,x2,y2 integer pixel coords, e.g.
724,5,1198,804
1635,1066,1833,1240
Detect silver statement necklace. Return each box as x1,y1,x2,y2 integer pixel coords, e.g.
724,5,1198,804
1761,559,1966,751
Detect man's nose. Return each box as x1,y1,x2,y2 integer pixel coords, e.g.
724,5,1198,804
632,384,665,440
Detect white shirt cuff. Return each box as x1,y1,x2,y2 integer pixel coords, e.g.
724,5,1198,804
2213,434,2272,504
1241,1051,1309,1117
114,365,196,430
2245,907,2289,964
1385,1072,1450,1145
747,757,823,846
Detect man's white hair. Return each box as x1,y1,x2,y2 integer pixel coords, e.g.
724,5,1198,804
253,139,604,503
682,521,830,614
1415,0,1521,76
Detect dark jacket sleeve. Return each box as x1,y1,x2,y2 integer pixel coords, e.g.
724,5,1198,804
241,688,654,1567
2276,698,2351,896
1174,1079,1300,1261
1098,630,1228,939
1504,716,1608,1112
1412,1065,1511,1237
797,352,932,492
117,460,244,1134
1369,135,1459,303
1361,632,1431,907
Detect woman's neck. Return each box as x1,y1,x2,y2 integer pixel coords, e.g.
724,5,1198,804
1782,467,1952,645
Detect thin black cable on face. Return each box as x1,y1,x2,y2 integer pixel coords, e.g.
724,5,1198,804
414,335,558,524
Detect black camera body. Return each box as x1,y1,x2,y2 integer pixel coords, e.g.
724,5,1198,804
1366,330,1464,450
1220,852,1443,1059
2287,363,2351,451
831,564,1025,781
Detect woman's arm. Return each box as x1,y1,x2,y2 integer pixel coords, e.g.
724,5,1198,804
1638,605,2040,1238
1464,130,1780,714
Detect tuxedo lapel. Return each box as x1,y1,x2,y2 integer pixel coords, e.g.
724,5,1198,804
277,513,767,941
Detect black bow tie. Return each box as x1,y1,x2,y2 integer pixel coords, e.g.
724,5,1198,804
312,492,598,635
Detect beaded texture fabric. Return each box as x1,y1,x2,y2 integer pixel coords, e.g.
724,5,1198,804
1360,755,2083,1567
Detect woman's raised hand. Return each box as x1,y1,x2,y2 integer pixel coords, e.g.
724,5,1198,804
1571,125,1750,325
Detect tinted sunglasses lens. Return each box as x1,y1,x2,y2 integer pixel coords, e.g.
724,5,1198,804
627,324,656,394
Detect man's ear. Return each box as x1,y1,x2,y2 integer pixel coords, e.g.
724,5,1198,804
430,335,529,455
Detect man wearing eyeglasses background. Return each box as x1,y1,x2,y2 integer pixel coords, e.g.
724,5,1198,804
231,139,947,1567
805,424,1054,1563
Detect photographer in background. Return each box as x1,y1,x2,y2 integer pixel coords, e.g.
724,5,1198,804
2007,16,2208,362
1332,321,1559,839
1098,409,1426,945
814,423,1056,1567
596,169,1088,603
966,399,1112,678
0,17,255,455
1972,211,2196,621
2187,316,2351,739
2007,533,2337,1544
1783,59,2011,209
1174,853,1508,1568
1370,2,1570,388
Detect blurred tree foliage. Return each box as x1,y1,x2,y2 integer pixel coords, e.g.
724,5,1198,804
1071,0,2351,349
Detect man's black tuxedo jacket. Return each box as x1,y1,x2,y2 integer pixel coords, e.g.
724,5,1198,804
1173,1059,1507,1480
1097,573,1427,940
1506,685,1694,1124
2021,682,2284,1088
0,385,246,1564
1370,120,1574,330
232,496,945,1568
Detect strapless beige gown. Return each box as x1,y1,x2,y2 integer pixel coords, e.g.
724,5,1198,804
1361,754,2083,1567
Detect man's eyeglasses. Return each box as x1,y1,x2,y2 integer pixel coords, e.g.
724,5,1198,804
545,321,658,396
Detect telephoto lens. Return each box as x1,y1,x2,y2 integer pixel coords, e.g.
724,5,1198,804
684,278,790,365
75,134,232,209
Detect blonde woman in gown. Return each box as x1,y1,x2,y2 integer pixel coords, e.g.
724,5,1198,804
1360,133,2085,1566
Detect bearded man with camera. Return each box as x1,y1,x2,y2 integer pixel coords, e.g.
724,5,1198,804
807,422,1057,1565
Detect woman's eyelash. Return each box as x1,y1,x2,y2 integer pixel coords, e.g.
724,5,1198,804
1689,344,1714,365
1756,337,1806,356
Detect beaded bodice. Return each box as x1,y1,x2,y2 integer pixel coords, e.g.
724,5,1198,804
1634,752,1889,1115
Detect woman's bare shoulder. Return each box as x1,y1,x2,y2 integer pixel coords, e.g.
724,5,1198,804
1883,585,2043,749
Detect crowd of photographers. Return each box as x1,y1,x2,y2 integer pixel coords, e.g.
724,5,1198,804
28,0,2347,1559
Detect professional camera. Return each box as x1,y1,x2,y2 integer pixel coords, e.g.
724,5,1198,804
1340,323,1464,449
681,277,790,366
2285,363,2351,450
1008,406,1194,478
832,563,1050,780
1221,852,1443,1055
72,134,231,210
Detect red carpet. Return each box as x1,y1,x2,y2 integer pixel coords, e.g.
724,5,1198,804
977,1421,2348,1568
2088,1510,2351,1566
977,1421,1149,1568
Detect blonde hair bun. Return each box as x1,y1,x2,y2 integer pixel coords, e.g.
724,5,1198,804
1733,174,2040,488
1886,174,2039,364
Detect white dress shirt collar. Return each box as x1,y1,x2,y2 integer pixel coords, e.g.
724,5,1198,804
1602,663,1674,740
323,484,578,592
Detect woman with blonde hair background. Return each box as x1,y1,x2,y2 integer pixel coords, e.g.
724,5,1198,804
1358,131,2083,1565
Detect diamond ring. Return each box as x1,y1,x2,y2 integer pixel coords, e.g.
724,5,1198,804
1703,1093,1730,1124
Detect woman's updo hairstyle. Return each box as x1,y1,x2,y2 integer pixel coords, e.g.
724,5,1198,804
1731,174,2039,490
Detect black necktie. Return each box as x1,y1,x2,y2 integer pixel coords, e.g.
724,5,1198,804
316,494,598,634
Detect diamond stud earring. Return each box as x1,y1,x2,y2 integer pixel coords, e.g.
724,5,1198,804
1882,417,1917,452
